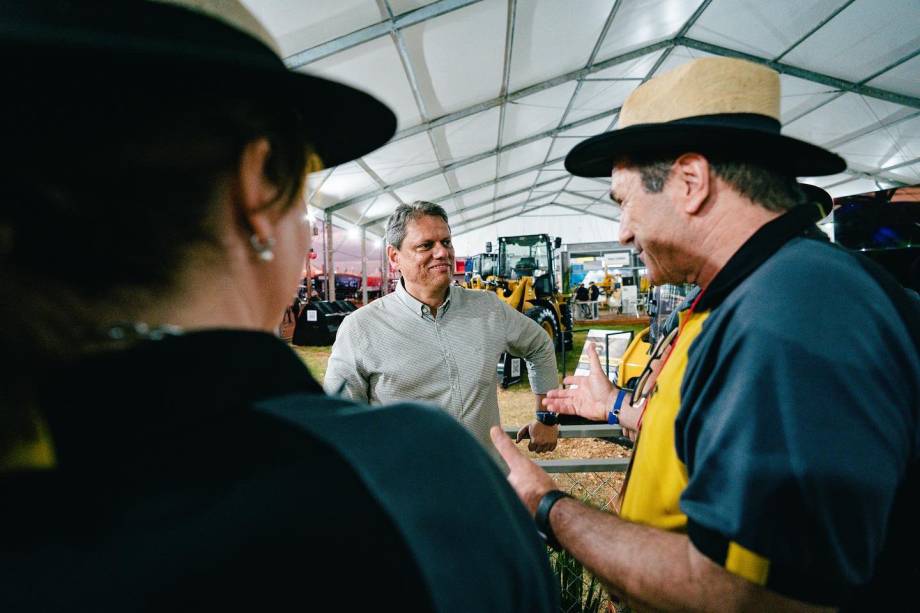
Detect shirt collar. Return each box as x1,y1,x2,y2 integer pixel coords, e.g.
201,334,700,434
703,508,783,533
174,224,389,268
395,278,452,319
694,204,828,312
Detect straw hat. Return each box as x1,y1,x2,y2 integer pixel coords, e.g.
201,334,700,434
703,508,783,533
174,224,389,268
0,0,396,168
565,57,845,178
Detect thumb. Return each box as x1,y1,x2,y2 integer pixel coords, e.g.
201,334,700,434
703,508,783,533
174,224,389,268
587,342,605,375
515,423,530,443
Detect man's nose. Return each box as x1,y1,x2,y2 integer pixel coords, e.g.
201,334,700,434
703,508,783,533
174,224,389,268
433,242,450,259
617,215,633,245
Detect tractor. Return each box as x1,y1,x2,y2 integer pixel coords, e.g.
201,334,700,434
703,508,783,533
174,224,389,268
477,234,574,387
463,252,497,289
491,234,574,351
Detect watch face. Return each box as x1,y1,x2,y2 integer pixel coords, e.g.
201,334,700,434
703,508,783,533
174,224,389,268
537,412,558,426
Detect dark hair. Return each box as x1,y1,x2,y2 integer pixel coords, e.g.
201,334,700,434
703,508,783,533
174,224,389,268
386,201,450,249
631,156,804,212
0,85,314,449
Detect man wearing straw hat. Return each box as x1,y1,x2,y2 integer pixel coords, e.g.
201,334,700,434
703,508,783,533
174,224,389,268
492,57,920,611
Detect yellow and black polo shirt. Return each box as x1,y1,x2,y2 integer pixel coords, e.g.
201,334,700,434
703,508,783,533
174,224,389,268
619,205,920,607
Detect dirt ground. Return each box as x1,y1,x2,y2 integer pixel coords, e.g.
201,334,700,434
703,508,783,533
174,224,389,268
291,322,643,509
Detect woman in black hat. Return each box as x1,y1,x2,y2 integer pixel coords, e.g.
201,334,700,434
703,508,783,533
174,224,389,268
0,3,558,611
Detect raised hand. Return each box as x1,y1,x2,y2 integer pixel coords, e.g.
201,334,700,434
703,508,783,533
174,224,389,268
542,342,618,422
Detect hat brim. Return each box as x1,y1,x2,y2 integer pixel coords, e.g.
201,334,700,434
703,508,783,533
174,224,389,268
282,72,397,169
6,47,397,170
1,2,396,169
565,123,846,178
800,183,834,219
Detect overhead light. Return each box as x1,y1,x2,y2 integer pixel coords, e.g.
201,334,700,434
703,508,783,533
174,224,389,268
347,226,361,240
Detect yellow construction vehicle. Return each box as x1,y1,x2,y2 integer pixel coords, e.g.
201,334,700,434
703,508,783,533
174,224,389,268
469,234,573,387
613,327,651,388
462,252,497,289
485,234,574,352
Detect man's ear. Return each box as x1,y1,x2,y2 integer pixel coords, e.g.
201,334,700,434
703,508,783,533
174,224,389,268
387,244,400,270
237,138,281,242
672,153,711,215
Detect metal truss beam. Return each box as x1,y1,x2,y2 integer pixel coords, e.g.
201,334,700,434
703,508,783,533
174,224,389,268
327,108,617,214
544,202,617,223
364,171,568,228
452,202,558,237
355,159,404,226
451,192,558,229
773,0,856,62
879,155,920,173
519,0,625,214
678,37,920,110
381,0,464,221
823,156,920,190
284,0,482,68
821,110,920,150
392,39,673,143
560,189,603,203
491,0,518,207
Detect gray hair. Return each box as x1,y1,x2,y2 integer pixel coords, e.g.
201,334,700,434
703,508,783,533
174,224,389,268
385,201,450,249
632,157,804,213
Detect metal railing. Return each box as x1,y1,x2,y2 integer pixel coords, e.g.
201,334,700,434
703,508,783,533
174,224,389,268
504,424,632,612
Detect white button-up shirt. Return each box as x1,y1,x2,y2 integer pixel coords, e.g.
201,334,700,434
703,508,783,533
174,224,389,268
324,281,558,461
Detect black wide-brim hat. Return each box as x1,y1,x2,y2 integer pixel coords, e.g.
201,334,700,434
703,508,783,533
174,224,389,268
0,0,396,169
565,57,846,179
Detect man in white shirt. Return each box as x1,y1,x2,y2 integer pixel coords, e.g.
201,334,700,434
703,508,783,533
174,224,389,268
325,201,560,462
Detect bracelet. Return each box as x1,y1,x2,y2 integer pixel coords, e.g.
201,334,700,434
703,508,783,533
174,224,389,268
608,388,628,425
534,489,571,550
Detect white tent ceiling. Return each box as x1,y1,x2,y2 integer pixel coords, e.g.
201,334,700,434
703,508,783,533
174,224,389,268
243,0,920,252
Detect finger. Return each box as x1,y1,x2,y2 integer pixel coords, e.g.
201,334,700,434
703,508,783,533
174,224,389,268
515,424,530,443
586,342,605,375
528,440,537,452
490,425,526,468
561,375,584,386
542,395,569,409
543,399,576,414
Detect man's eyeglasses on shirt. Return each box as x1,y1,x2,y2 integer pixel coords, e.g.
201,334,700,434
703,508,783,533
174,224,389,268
629,325,680,411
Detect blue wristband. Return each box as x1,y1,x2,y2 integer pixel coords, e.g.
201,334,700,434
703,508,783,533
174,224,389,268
608,388,628,425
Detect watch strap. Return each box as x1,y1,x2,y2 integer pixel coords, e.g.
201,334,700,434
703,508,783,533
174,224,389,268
534,489,571,550
608,388,628,425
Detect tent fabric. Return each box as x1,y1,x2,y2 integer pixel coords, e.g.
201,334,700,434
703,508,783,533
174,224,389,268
243,0,920,252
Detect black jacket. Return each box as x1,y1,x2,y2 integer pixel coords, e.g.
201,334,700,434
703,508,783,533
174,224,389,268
0,331,558,612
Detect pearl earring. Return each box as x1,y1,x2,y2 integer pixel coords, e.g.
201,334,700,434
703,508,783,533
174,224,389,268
250,234,276,262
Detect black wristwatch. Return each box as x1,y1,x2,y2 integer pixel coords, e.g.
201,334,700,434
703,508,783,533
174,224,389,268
535,411,559,426
535,489,571,550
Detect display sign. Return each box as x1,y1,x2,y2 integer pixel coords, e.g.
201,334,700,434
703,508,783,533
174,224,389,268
604,251,631,268
620,285,639,315
511,358,521,378
572,330,633,384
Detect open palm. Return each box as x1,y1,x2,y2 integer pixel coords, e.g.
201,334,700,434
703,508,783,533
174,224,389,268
543,342,616,421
